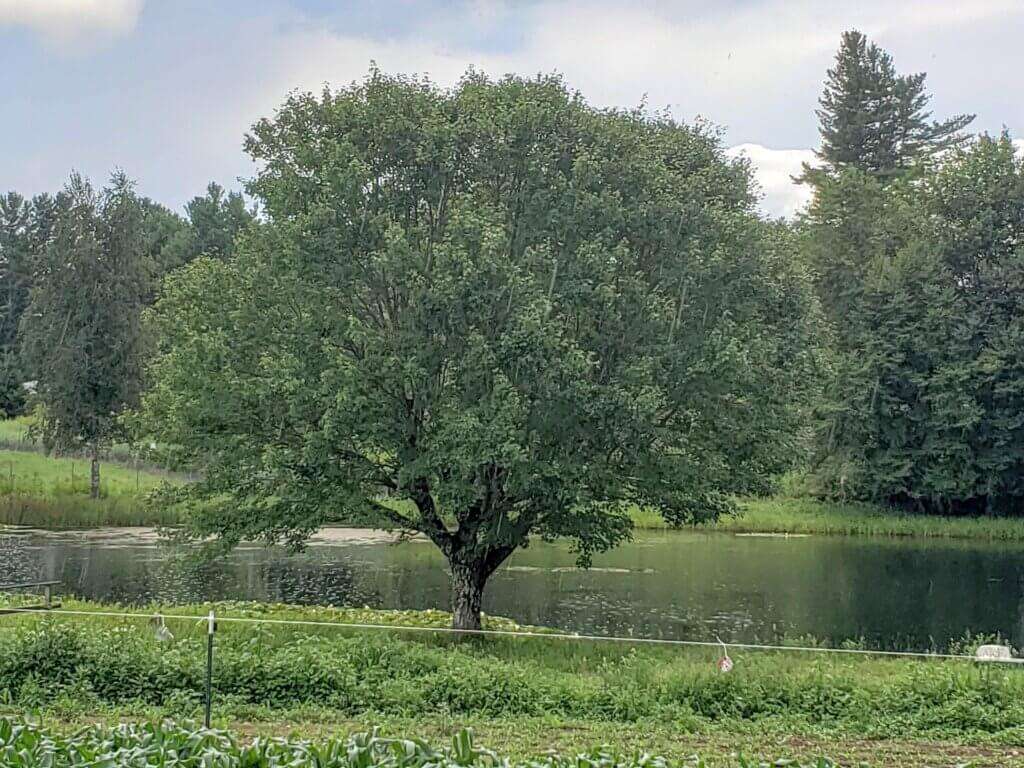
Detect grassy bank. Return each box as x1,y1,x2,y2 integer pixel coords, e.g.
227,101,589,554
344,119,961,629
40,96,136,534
5,407,1024,540
631,497,1024,540
1,600,1023,764
722,497,1024,540
0,449,179,527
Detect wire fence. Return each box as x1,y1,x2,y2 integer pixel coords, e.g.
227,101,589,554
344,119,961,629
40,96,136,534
4,604,1022,661
2,594,1023,728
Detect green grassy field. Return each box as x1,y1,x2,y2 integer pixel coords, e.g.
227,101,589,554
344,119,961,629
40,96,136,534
0,415,148,465
698,497,1024,540
1,600,1023,767
0,449,179,527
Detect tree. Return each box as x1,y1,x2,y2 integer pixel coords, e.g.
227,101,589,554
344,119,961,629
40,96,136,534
185,183,252,261
140,199,191,279
20,172,152,498
142,71,822,629
0,191,64,416
156,183,254,271
809,135,1024,513
801,30,973,187
0,193,34,415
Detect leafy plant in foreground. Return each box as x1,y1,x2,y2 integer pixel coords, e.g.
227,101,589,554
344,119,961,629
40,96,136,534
0,718,841,768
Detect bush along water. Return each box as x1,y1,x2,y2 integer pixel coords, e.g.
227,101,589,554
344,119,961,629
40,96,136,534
2,604,1024,743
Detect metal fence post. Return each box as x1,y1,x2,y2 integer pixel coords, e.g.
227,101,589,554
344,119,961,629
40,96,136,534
204,610,216,728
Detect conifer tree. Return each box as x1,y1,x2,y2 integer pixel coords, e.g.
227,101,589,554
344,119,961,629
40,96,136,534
802,30,973,186
20,172,152,498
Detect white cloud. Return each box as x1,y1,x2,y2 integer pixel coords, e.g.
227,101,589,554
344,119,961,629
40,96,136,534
3,0,1021,212
0,0,142,43
1015,139,1024,157
727,144,817,219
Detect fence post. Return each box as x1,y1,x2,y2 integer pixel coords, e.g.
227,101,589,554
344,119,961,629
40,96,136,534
204,610,216,728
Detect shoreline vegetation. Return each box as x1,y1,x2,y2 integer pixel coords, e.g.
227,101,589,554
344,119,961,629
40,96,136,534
3,419,1024,541
0,601,1022,767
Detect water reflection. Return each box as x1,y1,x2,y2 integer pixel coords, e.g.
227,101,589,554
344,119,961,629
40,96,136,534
3,528,1023,650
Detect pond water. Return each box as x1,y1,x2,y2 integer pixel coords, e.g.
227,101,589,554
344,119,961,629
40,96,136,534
2,527,1023,651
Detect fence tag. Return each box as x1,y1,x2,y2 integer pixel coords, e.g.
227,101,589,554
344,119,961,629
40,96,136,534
716,636,733,672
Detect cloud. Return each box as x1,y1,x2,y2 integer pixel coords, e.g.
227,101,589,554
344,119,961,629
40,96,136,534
1,0,1021,214
727,144,817,219
0,0,143,43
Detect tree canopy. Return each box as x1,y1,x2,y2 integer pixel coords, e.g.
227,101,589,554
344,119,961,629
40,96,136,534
20,172,153,497
806,135,1024,513
142,71,822,628
153,183,253,271
802,30,973,187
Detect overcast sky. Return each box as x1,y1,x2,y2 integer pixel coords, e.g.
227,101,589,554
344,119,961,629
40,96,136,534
1,0,1021,219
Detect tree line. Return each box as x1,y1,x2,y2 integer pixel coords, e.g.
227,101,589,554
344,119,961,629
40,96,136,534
0,177,252,496
802,31,1024,515
0,31,1020,627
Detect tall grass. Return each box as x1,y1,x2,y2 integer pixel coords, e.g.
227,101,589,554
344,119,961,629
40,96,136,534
0,415,187,474
0,449,180,528
631,497,1024,540
717,497,1024,540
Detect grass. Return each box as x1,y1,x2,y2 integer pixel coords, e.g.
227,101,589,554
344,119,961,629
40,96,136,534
0,449,180,528
0,415,148,466
677,497,1024,541
2,601,1024,766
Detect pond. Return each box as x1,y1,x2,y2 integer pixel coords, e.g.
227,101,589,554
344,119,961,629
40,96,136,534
2,527,1023,651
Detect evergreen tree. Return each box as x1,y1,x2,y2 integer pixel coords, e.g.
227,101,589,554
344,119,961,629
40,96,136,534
811,135,1024,514
185,182,252,261
141,199,191,279
20,172,153,498
157,183,253,271
803,31,973,186
0,193,34,414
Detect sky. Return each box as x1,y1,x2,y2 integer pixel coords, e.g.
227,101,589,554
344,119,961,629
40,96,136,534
1,0,1022,219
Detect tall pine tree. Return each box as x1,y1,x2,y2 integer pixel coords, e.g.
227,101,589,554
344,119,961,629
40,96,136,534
802,30,973,186
20,172,153,498
0,193,34,414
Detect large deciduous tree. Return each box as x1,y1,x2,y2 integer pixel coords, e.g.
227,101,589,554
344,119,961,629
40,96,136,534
142,72,821,629
21,172,152,498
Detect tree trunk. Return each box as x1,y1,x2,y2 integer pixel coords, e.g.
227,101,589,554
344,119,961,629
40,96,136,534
89,445,100,500
450,561,487,631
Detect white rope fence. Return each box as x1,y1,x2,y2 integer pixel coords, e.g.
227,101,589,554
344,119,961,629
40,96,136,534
3,605,1021,664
